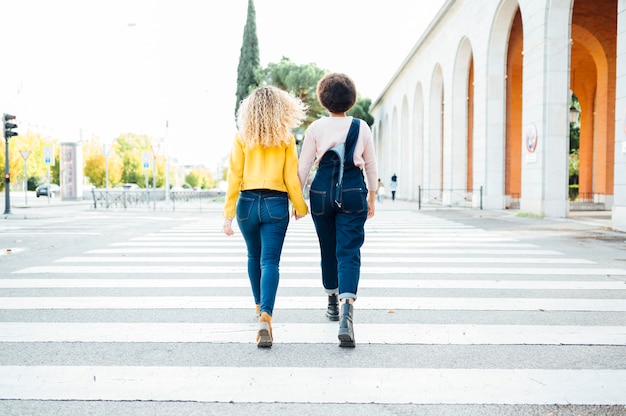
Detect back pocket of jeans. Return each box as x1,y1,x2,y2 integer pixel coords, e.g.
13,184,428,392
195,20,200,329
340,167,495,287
340,188,367,214
309,189,327,216
264,196,288,220
236,196,254,221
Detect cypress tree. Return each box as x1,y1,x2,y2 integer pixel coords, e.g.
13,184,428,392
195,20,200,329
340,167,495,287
235,0,260,118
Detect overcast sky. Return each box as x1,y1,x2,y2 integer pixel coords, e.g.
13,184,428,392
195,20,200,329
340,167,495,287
0,0,445,167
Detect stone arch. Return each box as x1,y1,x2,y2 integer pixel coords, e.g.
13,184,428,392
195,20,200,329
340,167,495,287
485,0,520,209
413,82,425,198
379,113,390,181
389,106,400,187
505,7,523,207
398,96,410,199
371,120,380,168
450,36,474,197
429,64,444,193
570,0,616,207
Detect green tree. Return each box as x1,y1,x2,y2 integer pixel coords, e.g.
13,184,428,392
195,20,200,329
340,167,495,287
83,152,107,187
260,57,326,127
0,130,62,191
185,171,199,188
199,168,215,189
113,133,152,187
153,155,167,188
4,131,44,189
185,167,215,189
568,94,580,199
82,137,105,187
83,137,122,188
260,57,375,130
50,153,60,185
348,96,374,127
235,0,260,118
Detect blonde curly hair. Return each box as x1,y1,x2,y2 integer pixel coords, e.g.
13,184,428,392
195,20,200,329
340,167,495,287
237,86,308,148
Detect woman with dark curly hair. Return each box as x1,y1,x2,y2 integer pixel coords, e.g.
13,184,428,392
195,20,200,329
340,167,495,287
223,86,309,348
297,72,378,347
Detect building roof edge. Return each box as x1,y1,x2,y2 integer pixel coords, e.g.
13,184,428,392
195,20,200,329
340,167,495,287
371,0,456,110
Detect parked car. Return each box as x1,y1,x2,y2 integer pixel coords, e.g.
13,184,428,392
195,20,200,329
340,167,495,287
122,183,140,190
35,184,60,198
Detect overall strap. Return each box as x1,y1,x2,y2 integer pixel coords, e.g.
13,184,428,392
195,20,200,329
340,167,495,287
336,118,360,188
344,118,360,168
334,118,361,208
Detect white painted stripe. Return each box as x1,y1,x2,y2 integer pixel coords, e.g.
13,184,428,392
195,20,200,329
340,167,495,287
13,265,625,275
1,322,624,345
174,222,462,227
0,366,624,404
107,240,550,253
159,227,474,234
155,229,477,236
2,296,625,311
2,278,624,290
176,220,464,226
55,256,590,264
0,232,102,236
130,236,517,242
110,239,549,247
85,249,564,256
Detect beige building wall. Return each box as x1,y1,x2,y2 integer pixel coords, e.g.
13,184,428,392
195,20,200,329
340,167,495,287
371,0,625,229
614,0,626,230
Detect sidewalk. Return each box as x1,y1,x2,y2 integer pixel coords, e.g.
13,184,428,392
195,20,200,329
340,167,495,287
2,191,618,232
373,197,616,231
7,193,92,209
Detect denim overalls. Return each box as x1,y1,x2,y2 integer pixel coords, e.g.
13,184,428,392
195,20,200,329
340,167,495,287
309,118,368,301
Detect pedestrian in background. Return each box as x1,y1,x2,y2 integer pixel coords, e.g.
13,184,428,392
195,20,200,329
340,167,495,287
298,72,378,347
223,86,309,348
390,173,398,201
377,179,385,203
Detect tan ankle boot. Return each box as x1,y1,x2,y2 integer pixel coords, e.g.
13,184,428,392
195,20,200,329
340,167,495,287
257,312,273,348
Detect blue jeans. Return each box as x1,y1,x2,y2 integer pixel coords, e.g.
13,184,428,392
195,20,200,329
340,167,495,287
309,156,368,301
236,190,290,316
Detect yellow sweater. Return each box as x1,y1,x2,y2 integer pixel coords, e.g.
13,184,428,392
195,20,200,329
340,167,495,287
223,133,309,219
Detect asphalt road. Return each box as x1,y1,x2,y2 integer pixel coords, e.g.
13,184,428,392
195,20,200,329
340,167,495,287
1,196,625,416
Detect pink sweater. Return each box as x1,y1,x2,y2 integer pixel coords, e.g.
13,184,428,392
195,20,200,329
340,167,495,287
298,116,378,191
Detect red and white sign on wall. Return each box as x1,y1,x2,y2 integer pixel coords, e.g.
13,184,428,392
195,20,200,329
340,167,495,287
525,125,538,164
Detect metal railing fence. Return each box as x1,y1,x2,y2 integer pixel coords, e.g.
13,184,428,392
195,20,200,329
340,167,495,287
91,189,224,210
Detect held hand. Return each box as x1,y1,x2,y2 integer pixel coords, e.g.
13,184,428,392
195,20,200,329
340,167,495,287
292,208,304,220
367,192,376,219
223,218,234,236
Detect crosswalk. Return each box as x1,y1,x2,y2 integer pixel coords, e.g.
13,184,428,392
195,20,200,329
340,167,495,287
1,207,626,412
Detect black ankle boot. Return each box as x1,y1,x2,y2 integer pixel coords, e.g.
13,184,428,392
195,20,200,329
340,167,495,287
338,302,355,347
326,294,339,321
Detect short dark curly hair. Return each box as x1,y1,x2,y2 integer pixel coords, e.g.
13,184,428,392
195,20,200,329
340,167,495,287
316,72,357,114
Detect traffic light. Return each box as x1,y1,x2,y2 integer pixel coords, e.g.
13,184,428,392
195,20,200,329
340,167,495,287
3,113,17,140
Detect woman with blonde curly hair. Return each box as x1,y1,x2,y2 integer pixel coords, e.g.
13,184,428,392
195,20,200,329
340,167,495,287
223,85,309,348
